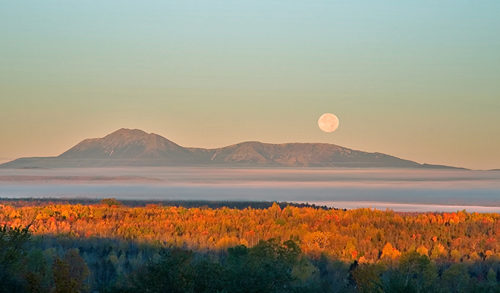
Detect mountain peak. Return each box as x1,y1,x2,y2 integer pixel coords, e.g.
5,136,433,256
105,128,149,139
57,128,184,160
110,128,147,134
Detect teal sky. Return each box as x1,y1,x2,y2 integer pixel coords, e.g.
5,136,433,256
1,1,499,169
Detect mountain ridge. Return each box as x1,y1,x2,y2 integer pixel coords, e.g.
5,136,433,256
0,128,466,169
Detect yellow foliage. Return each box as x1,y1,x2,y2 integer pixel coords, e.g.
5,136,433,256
417,245,429,256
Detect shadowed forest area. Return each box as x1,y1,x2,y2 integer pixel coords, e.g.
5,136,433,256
0,199,498,292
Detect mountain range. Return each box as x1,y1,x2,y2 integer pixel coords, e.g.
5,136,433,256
0,128,464,169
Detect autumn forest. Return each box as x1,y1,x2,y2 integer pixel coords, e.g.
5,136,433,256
0,199,498,292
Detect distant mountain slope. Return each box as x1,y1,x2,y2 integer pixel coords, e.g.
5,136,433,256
0,128,463,169
208,141,421,167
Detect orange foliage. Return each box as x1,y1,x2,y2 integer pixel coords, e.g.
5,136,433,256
0,202,498,263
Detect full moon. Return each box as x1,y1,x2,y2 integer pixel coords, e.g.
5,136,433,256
318,113,339,133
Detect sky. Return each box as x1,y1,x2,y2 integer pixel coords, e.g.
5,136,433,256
1,1,499,169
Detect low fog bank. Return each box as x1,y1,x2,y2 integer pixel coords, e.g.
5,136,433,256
1,167,499,212
300,201,500,213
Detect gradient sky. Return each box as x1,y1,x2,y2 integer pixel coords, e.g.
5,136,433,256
1,1,499,169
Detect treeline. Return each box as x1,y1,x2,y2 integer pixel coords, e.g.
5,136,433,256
0,198,332,210
0,227,498,292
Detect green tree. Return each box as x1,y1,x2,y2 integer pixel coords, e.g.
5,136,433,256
382,251,437,293
100,198,122,207
441,263,471,293
0,225,32,292
25,248,51,293
125,248,196,293
53,249,89,293
351,263,386,293
224,239,301,293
